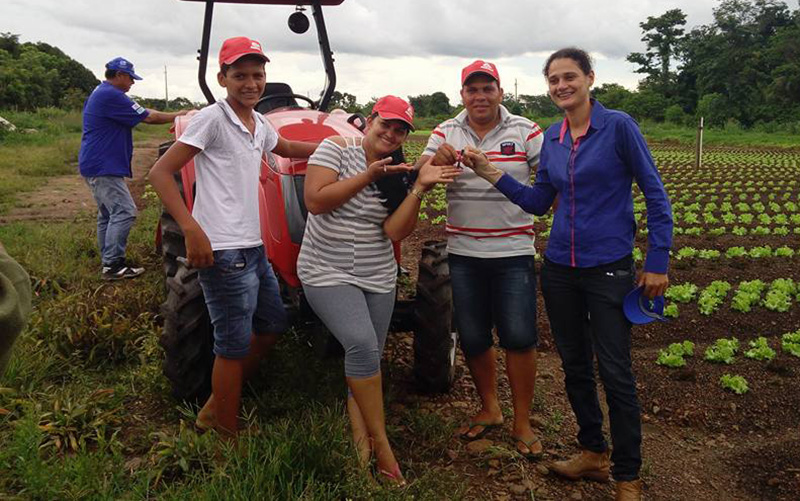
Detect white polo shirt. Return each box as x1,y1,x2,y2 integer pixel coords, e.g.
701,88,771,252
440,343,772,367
178,99,278,250
424,105,544,258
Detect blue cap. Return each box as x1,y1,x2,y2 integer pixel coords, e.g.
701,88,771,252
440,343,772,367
106,57,142,80
623,286,667,325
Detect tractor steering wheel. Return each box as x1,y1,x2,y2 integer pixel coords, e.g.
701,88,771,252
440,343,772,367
256,93,317,110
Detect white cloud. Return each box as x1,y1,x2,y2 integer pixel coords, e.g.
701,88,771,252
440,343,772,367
3,0,718,105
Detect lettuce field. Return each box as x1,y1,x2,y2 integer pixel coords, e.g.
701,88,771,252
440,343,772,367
404,140,800,500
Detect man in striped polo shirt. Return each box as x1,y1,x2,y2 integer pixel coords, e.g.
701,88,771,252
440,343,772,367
415,60,545,457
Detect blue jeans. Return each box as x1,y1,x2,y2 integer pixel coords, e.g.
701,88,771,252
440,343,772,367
84,176,137,267
198,246,288,359
449,253,538,357
540,255,641,481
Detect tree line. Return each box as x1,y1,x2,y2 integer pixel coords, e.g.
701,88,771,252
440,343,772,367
2,0,798,130
0,33,99,110
334,0,800,130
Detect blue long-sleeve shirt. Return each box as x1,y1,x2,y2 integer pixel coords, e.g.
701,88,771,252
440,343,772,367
494,100,673,273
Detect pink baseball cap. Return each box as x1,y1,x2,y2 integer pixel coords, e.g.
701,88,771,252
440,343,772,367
219,37,270,67
461,60,500,85
372,95,415,130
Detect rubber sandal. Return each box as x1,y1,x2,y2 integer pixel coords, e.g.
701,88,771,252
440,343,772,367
512,435,544,459
459,421,502,441
377,463,407,487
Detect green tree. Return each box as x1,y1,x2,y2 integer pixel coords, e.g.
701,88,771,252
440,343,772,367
696,93,729,127
664,104,688,125
626,9,687,95
620,90,669,121
0,33,99,110
762,12,800,120
328,90,360,113
677,0,794,125
518,94,560,117
502,93,523,115
408,92,452,117
591,83,633,110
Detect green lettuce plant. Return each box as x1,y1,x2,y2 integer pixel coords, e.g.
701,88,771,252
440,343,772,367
782,330,800,358
705,337,739,364
744,337,776,361
656,341,695,368
720,374,749,394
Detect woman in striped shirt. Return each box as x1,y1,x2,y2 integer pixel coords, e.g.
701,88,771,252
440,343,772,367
299,95,459,484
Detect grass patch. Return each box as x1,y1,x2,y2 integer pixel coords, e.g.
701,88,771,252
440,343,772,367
0,190,463,498
0,108,171,214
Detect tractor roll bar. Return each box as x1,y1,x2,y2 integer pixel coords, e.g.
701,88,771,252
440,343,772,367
191,0,339,110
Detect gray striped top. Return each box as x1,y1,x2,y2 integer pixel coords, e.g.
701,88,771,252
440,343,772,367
297,137,397,293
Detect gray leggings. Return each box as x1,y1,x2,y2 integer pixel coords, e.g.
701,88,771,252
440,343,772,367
303,284,395,378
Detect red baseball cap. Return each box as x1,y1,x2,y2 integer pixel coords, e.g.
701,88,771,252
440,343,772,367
372,95,415,130
461,60,500,86
219,37,270,67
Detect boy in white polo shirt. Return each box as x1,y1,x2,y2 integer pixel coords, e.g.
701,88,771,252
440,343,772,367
149,36,317,436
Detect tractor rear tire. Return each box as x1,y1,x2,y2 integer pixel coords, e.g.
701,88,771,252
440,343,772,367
157,141,215,402
413,240,457,393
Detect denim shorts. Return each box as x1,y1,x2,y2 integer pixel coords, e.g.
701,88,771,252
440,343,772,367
449,253,538,356
198,245,288,359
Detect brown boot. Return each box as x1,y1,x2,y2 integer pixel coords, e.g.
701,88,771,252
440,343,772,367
615,479,642,500
550,449,610,482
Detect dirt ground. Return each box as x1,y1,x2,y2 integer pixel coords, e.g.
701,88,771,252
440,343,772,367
393,219,800,501
11,138,799,500
0,138,160,225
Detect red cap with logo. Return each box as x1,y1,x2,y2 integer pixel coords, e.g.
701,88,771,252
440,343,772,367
372,95,415,130
219,36,270,67
461,60,500,85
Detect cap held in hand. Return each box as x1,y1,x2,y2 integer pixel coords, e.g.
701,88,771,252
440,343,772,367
623,286,667,325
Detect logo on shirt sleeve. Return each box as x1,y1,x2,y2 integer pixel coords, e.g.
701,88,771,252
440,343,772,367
500,141,516,155
131,102,145,115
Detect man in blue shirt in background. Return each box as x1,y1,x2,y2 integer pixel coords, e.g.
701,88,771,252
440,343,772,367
79,57,189,280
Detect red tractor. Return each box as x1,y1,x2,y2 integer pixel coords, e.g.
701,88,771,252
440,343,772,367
157,0,457,401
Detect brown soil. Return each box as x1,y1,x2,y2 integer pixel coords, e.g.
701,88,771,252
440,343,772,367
386,222,800,500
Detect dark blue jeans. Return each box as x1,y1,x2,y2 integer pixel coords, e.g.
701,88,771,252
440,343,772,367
198,246,288,359
540,255,641,482
449,253,538,357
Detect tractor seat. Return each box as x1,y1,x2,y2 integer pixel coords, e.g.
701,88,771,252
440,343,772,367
256,82,299,113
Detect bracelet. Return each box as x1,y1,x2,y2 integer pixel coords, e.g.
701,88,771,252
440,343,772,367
410,187,425,200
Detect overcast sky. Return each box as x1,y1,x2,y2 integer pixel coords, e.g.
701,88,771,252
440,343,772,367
5,0,719,106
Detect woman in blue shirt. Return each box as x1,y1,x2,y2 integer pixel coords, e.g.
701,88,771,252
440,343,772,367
462,47,672,501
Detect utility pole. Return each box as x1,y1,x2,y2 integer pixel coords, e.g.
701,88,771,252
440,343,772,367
514,78,518,101
164,65,169,109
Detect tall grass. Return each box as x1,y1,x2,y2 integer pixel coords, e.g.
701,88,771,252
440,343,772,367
0,190,462,499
